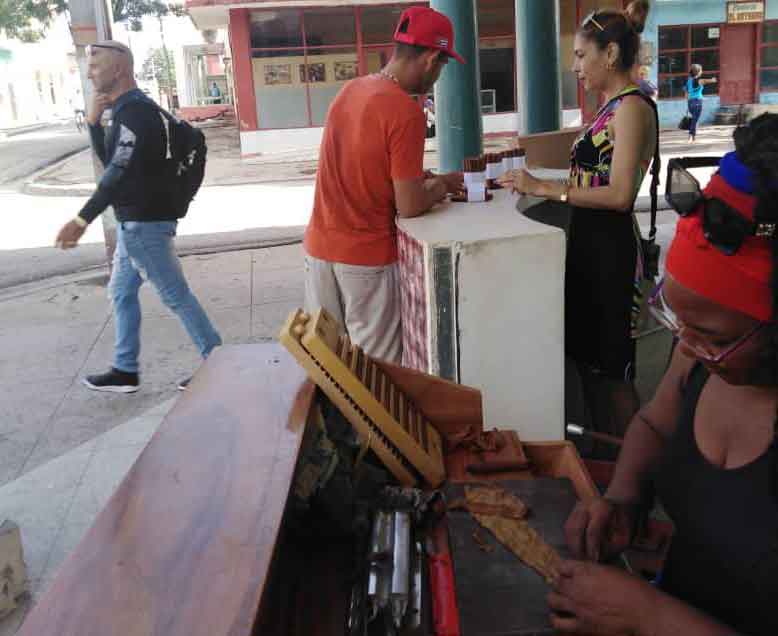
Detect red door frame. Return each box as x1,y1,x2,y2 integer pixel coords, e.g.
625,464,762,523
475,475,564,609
719,22,757,105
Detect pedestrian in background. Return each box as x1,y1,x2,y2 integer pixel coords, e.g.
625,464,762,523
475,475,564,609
55,41,221,393
303,7,464,363
685,63,717,143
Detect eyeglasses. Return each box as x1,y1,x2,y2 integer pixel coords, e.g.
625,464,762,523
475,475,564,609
665,156,776,255
648,278,764,364
581,10,606,32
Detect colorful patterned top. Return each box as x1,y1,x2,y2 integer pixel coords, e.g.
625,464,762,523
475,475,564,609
567,85,653,342
570,84,649,192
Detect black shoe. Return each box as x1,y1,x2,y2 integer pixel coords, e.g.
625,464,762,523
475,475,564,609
177,376,192,391
82,368,139,393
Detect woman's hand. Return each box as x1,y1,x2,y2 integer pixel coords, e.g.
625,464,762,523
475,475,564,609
497,168,540,195
565,497,639,562
548,560,658,635
496,169,567,200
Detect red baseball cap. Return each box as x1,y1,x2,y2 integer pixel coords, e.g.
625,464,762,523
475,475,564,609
393,6,465,64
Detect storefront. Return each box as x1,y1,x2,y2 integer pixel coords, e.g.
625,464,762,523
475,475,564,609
646,0,778,127
188,0,620,156
186,0,778,155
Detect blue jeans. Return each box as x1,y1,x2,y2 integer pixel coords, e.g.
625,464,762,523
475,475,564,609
110,221,222,374
688,98,703,138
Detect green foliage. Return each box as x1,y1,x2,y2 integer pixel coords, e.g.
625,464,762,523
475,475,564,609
0,0,67,41
0,0,184,41
141,46,176,93
113,0,184,32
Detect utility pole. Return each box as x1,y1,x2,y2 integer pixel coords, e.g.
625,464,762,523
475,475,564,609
68,0,117,269
158,15,174,109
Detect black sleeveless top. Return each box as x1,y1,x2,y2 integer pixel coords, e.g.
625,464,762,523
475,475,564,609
653,364,778,636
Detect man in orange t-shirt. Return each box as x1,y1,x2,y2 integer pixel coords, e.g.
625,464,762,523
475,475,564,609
304,7,464,363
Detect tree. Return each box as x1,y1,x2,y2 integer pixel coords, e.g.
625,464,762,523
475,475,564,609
113,0,184,32
0,0,183,42
142,46,176,95
0,0,67,42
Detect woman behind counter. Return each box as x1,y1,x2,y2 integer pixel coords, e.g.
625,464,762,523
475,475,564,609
550,114,778,636
685,63,717,143
499,1,656,450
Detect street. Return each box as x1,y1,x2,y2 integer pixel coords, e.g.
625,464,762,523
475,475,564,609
0,123,89,186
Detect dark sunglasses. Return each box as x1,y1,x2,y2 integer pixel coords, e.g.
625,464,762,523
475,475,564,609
665,156,776,255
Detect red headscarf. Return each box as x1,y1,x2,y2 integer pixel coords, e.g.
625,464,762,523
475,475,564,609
665,173,773,322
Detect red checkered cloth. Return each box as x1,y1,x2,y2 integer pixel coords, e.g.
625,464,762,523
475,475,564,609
398,227,429,372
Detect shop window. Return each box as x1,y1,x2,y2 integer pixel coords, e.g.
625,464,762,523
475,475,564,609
250,10,303,49
361,6,408,45
304,9,355,49
761,21,778,91
251,7,360,129
658,24,720,99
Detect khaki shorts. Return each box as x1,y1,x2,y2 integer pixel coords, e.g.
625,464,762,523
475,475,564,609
304,252,402,364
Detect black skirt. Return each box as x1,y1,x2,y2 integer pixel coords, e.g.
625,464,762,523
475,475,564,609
565,206,639,381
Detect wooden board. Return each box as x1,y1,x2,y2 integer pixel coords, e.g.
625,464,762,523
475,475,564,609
445,478,579,636
17,345,314,636
279,308,446,487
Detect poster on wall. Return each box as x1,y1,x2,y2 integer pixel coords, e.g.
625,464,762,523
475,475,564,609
299,63,326,83
726,1,764,23
264,64,292,85
334,61,358,82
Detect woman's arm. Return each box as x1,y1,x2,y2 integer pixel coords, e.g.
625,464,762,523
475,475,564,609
498,96,655,212
606,346,693,502
548,560,739,636
700,77,717,86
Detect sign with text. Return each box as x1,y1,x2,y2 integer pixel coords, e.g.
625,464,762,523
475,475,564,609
726,1,765,23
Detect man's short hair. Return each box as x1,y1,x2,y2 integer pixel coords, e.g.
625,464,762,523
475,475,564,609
91,40,134,70
394,42,436,61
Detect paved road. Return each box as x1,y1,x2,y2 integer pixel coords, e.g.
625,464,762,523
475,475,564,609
0,181,314,290
0,123,88,186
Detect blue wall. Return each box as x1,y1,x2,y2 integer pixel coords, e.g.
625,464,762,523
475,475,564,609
644,0,778,127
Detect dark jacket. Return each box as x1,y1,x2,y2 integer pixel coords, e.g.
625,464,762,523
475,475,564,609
78,89,174,224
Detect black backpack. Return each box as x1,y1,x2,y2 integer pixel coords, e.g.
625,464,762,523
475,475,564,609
156,107,207,218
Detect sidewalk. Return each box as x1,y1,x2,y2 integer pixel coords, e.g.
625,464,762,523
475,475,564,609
26,122,736,198
0,242,305,633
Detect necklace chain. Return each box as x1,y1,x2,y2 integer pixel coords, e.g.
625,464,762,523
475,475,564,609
379,69,400,84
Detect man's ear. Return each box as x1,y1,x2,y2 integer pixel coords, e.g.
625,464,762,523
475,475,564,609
424,49,443,72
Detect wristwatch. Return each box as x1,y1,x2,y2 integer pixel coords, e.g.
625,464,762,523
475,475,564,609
559,183,570,203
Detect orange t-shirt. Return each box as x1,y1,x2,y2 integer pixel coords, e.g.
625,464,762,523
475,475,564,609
304,75,426,266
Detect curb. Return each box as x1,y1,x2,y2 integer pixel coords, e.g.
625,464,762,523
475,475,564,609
0,231,305,298
21,147,91,196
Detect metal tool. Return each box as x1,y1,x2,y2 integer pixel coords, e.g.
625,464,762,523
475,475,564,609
390,510,411,630
566,423,623,447
408,540,424,630
367,511,394,622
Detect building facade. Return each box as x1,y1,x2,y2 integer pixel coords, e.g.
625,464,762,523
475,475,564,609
185,0,778,155
648,0,778,126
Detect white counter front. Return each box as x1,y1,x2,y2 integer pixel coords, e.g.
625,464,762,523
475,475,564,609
396,187,567,441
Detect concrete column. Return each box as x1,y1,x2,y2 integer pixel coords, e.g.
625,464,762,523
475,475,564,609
515,0,561,134
228,9,258,132
430,0,483,173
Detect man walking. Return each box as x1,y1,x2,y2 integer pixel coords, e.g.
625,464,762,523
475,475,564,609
55,41,221,393
303,7,464,364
